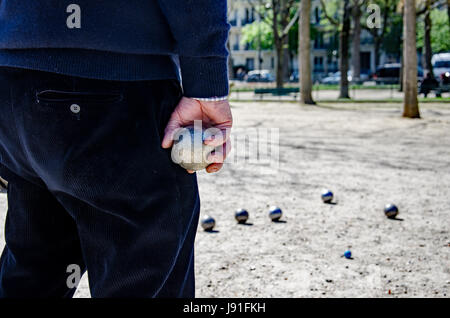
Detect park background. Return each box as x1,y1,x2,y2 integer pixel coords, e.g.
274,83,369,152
0,0,449,297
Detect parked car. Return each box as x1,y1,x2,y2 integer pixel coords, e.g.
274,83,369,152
436,71,450,97
373,63,424,85
246,70,275,82
432,53,450,80
351,70,371,82
289,70,298,82
440,71,450,85
320,70,369,85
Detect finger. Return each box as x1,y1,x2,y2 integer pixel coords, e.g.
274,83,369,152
206,163,223,173
203,128,232,147
162,120,181,149
207,139,231,163
187,169,195,174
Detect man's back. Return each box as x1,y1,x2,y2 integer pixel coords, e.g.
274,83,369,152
0,0,230,98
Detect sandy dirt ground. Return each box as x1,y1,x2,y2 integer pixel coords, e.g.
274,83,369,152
0,101,449,298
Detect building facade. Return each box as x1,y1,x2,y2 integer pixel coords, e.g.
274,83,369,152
228,0,384,80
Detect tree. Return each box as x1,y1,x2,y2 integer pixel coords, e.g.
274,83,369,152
417,4,450,53
363,0,399,69
321,0,352,99
415,0,447,77
272,0,298,88
226,40,234,80
380,7,403,58
299,0,315,104
423,0,434,76
340,0,352,99
227,0,240,80
241,19,274,50
240,0,299,88
448,0,450,28
403,0,420,118
351,0,367,82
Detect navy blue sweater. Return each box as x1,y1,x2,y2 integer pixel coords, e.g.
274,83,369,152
0,1,230,98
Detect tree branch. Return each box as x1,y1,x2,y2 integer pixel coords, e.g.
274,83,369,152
282,6,300,36
416,0,444,16
320,0,340,26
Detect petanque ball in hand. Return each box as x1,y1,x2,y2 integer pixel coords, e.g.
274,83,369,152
171,127,216,171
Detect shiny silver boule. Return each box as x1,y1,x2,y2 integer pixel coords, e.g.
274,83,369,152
201,215,216,231
269,206,282,221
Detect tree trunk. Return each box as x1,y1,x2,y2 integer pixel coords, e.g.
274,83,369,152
352,3,362,82
339,0,351,99
374,37,381,69
272,0,283,89
399,6,404,92
275,44,284,88
423,1,434,77
403,0,420,118
399,52,404,91
299,0,315,104
283,37,290,81
227,39,234,79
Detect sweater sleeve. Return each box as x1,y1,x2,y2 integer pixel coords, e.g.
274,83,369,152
156,0,230,98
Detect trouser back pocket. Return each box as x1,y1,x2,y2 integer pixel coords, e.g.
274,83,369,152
36,90,123,105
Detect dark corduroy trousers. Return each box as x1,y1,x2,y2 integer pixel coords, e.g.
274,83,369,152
0,67,200,298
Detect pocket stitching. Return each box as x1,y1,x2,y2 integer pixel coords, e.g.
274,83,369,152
35,90,124,105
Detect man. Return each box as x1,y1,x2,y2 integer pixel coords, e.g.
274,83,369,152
419,71,439,98
0,1,232,297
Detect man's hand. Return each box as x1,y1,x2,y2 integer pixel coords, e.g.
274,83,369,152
162,97,233,174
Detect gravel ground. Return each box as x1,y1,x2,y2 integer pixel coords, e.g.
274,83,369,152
1,101,449,298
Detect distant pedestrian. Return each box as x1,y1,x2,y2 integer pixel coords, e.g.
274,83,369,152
419,71,439,98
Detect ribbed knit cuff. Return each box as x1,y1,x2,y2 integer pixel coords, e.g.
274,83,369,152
179,56,229,98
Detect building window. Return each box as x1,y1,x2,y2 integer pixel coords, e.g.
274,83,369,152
314,33,324,49
246,58,255,71
229,9,237,26
314,56,324,72
271,57,274,69
233,34,240,51
242,8,250,25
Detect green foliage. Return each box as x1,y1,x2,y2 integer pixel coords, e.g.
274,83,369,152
382,12,403,56
288,8,299,54
417,9,450,53
240,19,274,50
319,0,342,31
240,3,313,54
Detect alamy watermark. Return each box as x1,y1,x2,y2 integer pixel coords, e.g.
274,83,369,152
66,264,81,289
171,120,280,174
66,4,81,29
366,4,381,29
